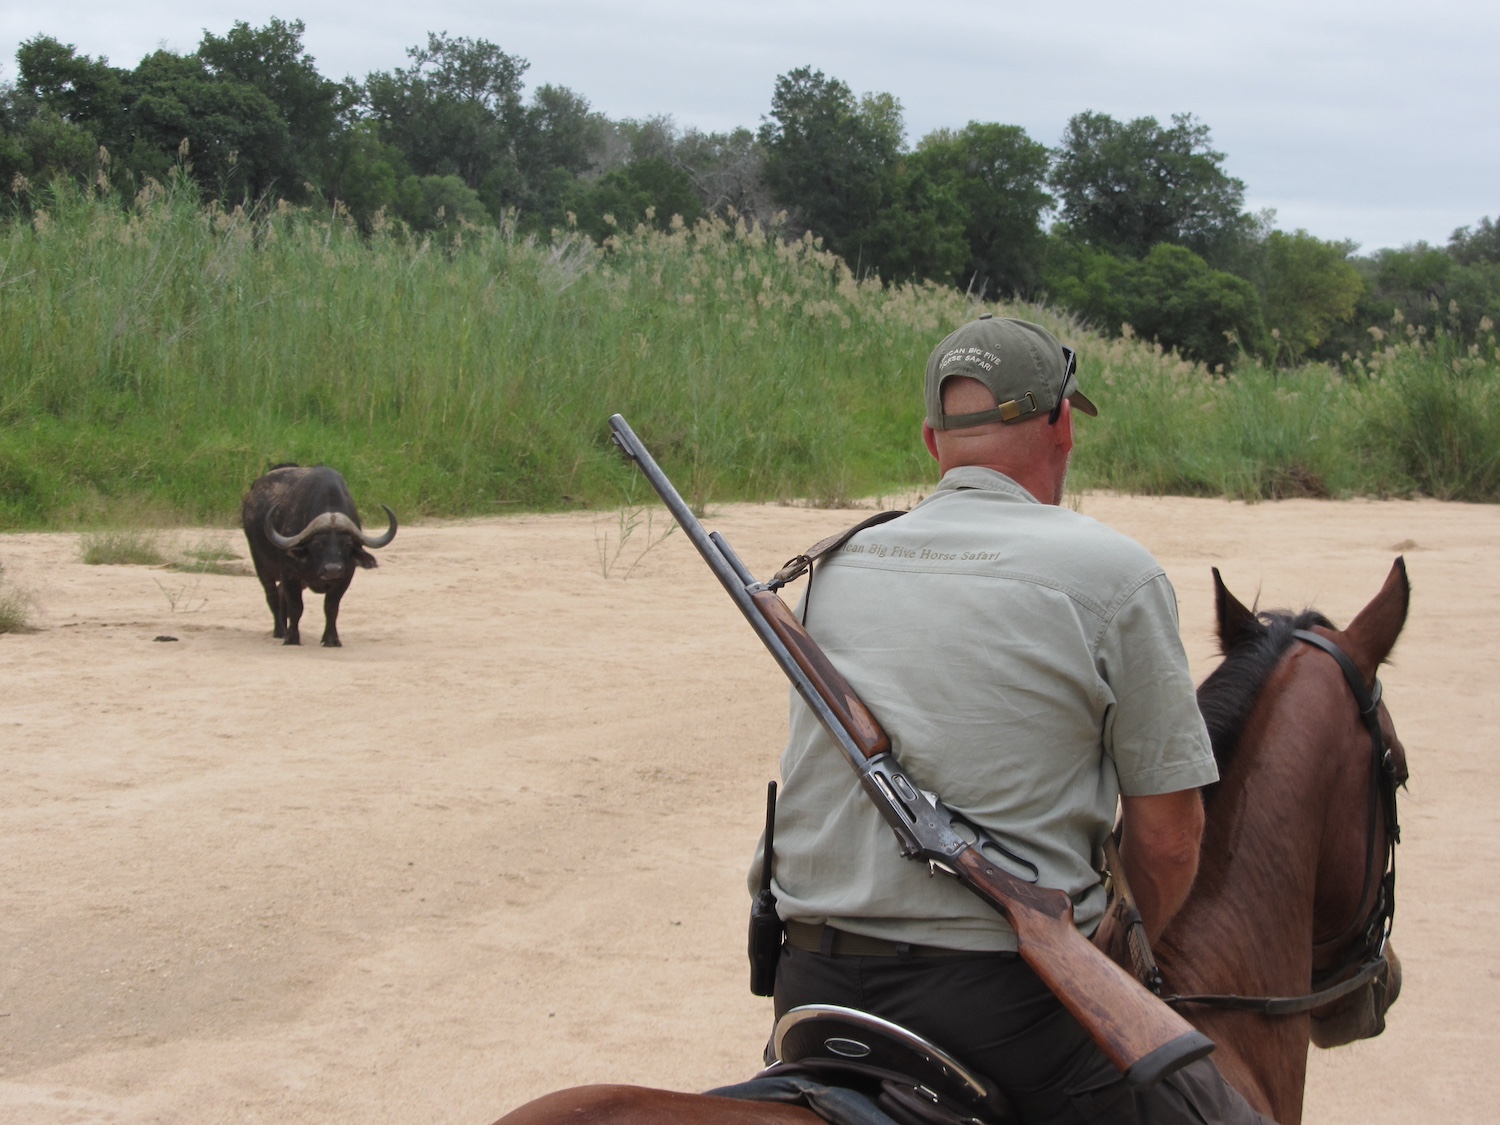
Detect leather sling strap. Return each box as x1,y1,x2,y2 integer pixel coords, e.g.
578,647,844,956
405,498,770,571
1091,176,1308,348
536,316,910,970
767,510,907,590
766,509,907,625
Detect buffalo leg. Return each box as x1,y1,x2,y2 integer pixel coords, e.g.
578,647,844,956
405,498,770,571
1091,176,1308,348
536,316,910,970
266,581,286,638
320,580,350,648
281,583,305,646
250,555,286,638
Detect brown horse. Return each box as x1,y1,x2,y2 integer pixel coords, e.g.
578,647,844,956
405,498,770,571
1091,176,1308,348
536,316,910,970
494,561,1410,1125
1153,559,1408,1123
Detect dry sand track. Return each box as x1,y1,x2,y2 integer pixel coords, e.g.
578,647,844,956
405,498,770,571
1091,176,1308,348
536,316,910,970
0,494,1496,1123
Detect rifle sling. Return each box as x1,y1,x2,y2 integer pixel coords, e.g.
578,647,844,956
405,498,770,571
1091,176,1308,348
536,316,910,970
768,509,907,623
768,510,907,589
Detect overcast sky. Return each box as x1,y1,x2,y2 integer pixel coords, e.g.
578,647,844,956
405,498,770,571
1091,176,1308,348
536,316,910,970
4,0,1495,254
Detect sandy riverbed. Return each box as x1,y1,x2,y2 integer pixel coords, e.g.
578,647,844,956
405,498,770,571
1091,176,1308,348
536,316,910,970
0,493,1495,1124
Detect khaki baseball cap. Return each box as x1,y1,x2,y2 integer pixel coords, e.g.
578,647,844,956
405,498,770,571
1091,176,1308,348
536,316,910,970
925,316,1098,430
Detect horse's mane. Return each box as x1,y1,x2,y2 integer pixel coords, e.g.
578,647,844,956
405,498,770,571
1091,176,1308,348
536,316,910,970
1196,607,1333,779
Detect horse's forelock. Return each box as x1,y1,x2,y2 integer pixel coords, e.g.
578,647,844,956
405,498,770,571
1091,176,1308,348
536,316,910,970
1197,608,1334,782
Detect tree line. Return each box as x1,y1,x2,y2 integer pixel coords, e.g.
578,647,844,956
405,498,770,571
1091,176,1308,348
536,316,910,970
4,19,1496,371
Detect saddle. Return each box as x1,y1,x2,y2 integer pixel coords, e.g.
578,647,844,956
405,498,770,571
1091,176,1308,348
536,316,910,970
710,1005,1014,1125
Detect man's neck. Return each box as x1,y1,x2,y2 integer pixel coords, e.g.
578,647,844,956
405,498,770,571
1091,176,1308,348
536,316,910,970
942,457,1062,506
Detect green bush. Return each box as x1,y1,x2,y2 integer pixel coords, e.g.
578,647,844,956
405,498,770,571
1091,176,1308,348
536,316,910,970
1357,323,1500,500
79,529,167,565
1043,243,1261,371
0,446,47,525
395,174,491,232
1065,338,1345,499
1259,230,1363,364
0,561,37,633
567,157,703,242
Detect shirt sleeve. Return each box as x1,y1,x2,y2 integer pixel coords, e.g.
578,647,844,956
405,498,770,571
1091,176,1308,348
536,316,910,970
1097,572,1219,795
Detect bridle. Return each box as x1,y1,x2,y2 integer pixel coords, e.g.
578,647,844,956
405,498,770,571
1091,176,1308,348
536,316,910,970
1164,629,1401,1017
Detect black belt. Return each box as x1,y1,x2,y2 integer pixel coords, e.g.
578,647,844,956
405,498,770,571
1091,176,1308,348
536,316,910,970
785,919,1015,960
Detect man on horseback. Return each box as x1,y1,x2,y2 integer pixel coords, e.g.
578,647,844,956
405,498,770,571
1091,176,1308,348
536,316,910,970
752,317,1271,1124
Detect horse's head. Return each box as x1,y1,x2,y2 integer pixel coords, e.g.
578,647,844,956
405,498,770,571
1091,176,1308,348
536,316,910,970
1212,558,1411,1047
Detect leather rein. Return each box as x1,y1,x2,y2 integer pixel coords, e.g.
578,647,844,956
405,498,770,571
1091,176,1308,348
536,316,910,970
1163,629,1401,1017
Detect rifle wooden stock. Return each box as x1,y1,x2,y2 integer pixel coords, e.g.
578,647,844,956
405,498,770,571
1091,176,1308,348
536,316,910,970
947,849,1213,1083
752,590,888,758
751,585,1213,1086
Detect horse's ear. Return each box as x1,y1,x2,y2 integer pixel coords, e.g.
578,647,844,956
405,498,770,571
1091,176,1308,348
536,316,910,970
1341,557,1410,679
1213,567,1260,654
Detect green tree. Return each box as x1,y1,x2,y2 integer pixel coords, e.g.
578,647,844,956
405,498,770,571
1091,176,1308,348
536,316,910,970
1449,216,1500,265
912,121,1052,296
759,67,964,282
324,120,410,226
9,29,348,204
1050,111,1249,263
593,117,772,223
364,33,529,189
673,126,769,220
197,18,348,195
854,163,968,285
505,83,602,223
521,85,601,179
1127,244,1264,370
758,67,900,253
1344,241,1500,354
1259,230,1363,364
15,35,129,141
125,49,293,197
364,34,599,225
7,36,129,186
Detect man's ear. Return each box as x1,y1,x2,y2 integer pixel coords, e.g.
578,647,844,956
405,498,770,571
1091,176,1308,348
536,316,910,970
1052,399,1075,454
922,422,939,462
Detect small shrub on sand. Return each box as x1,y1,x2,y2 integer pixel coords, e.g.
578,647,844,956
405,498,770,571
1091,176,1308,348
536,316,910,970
79,530,167,566
167,539,251,576
0,562,37,633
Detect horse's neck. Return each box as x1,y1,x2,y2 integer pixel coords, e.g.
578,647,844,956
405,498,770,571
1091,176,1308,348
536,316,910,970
1157,702,1337,1124
1165,735,1325,990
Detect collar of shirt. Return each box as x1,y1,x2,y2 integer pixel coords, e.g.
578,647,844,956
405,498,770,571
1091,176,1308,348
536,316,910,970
931,465,1040,504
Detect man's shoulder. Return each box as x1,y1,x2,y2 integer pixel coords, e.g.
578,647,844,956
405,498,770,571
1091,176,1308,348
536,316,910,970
876,481,1166,606
1021,505,1166,619
1048,506,1164,580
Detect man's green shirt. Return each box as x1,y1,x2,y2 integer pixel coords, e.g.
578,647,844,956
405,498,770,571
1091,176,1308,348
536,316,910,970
753,466,1218,951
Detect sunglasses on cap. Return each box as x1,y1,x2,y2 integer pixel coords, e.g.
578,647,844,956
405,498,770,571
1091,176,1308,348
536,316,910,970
1047,346,1078,425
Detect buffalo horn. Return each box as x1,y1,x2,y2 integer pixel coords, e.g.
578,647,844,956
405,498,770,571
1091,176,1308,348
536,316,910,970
264,506,396,549
358,506,398,548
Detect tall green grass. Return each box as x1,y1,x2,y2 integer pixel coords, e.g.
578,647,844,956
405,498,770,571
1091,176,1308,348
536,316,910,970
1355,315,1500,500
1,180,1497,530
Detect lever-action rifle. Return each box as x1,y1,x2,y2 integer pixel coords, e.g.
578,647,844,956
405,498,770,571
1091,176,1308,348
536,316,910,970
608,413,1214,1088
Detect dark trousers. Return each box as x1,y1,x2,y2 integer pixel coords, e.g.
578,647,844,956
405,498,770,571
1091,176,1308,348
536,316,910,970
774,942,1272,1125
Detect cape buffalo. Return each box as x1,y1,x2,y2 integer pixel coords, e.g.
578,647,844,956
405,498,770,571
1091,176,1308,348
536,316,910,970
241,465,397,647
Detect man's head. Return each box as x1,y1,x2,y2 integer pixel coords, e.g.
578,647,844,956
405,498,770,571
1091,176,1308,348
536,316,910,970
925,316,1095,432
921,317,1095,504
